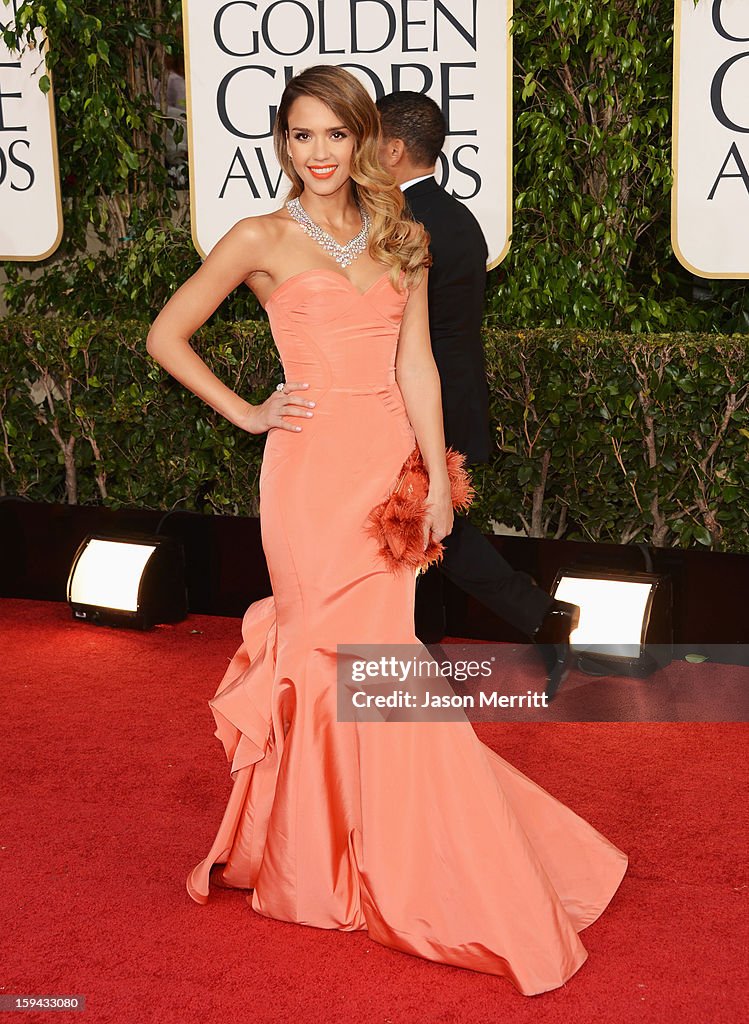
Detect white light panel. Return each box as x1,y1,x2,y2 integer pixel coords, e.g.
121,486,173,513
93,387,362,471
69,539,157,612
554,576,654,654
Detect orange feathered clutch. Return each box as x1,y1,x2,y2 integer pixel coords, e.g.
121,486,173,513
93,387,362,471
366,446,475,572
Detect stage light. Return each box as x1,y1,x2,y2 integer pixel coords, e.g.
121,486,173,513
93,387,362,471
550,568,672,677
67,533,188,629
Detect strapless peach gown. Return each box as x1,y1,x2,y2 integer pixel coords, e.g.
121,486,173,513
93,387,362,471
186,269,627,995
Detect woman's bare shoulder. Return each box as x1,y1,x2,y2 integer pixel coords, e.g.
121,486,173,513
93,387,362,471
221,209,291,245
225,208,296,258
207,208,296,275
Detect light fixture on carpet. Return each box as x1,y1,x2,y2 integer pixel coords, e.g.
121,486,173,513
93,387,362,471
550,568,672,677
67,533,187,629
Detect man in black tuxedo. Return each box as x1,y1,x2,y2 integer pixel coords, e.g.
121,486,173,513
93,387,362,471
376,91,578,697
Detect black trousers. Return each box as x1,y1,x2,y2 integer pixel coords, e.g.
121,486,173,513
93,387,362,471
416,515,553,639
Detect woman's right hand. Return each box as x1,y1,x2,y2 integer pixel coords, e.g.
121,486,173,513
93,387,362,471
240,382,316,434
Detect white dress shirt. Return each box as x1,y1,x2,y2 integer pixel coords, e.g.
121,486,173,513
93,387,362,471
399,173,434,192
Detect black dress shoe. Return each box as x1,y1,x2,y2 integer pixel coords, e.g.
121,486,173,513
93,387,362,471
533,600,580,702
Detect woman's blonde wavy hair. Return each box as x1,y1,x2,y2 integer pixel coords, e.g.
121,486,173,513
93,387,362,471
273,65,430,290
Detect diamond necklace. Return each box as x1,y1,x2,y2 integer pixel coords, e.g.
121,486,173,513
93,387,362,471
286,196,370,268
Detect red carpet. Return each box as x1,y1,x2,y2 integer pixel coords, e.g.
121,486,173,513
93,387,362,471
1,598,746,1023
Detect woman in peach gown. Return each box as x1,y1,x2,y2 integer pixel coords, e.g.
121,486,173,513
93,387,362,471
147,66,627,996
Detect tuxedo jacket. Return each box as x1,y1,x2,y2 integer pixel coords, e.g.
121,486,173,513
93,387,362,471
404,177,492,465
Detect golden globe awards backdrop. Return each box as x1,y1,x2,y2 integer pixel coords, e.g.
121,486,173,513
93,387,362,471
0,0,63,261
182,0,512,267
673,0,749,278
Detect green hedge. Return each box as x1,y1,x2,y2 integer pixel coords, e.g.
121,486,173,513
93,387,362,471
1,318,748,552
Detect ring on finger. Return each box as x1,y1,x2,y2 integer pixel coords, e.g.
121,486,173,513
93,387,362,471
276,382,286,394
